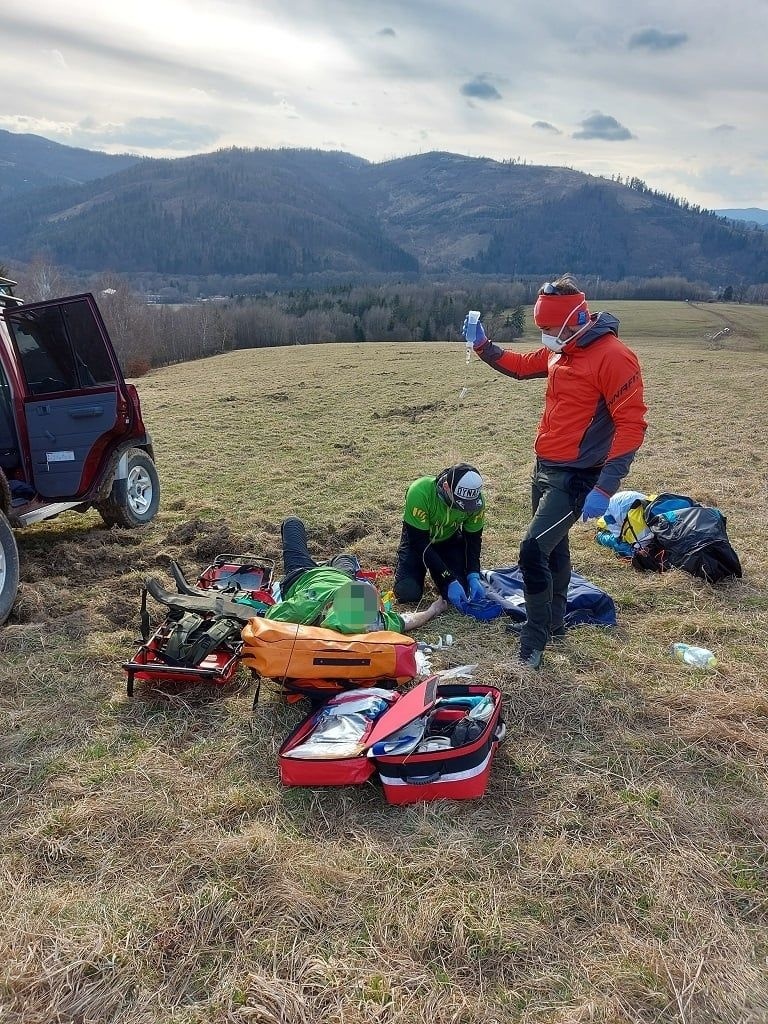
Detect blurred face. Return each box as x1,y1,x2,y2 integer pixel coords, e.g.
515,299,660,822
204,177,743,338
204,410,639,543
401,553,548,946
333,582,381,631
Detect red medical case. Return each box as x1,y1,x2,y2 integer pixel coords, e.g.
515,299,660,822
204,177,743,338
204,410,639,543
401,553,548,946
368,679,504,804
278,677,504,803
279,718,379,788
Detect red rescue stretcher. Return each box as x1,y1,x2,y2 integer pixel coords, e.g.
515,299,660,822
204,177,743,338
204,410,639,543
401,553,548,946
123,554,274,696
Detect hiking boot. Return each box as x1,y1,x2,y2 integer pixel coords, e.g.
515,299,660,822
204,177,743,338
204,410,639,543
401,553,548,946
516,647,543,671
506,618,566,644
550,625,566,644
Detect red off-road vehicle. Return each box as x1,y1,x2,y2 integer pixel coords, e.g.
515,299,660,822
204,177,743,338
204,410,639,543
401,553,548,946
0,276,160,623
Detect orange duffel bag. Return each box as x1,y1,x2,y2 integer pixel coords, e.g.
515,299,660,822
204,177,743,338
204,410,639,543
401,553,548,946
241,617,418,685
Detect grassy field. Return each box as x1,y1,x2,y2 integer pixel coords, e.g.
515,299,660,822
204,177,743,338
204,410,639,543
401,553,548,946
2,300,768,1023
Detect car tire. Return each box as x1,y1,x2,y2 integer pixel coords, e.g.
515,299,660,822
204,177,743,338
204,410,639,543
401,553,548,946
0,511,20,625
96,448,161,528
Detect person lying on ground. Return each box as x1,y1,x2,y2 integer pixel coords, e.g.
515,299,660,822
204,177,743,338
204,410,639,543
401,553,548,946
267,517,446,635
393,463,486,615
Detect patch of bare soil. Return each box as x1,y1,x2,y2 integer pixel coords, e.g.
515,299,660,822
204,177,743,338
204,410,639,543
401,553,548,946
372,400,451,423
308,513,380,554
10,508,395,638
11,516,284,635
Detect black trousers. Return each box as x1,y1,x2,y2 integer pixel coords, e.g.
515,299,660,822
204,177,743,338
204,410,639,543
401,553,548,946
394,525,471,601
518,461,598,654
280,517,359,594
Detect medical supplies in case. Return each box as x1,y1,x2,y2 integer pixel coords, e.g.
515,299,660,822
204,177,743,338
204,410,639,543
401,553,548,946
278,677,504,802
278,687,399,787
368,679,504,804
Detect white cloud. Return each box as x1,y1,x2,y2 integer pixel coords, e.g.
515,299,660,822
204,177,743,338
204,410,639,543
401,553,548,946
0,0,766,207
46,48,68,69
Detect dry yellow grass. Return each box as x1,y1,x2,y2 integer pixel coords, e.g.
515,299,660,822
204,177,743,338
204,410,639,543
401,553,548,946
2,300,768,1023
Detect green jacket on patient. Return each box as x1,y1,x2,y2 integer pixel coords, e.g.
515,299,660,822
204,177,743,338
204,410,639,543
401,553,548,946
264,567,405,635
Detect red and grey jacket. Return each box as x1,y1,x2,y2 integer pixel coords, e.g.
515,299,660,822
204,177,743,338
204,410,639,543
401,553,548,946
476,312,647,494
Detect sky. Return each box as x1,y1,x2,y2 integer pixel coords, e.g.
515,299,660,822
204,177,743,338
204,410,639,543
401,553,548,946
2,0,767,210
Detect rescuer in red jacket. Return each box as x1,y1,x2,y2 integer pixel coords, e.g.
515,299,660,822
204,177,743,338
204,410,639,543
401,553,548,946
465,275,647,669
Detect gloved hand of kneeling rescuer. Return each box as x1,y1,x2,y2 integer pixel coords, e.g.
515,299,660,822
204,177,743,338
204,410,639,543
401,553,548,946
466,572,485,602
447,580,470,614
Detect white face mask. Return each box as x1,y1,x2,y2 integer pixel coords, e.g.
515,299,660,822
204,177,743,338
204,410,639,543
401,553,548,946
541,331,567,352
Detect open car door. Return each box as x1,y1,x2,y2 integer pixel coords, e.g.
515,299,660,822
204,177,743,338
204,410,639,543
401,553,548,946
4,294,132,499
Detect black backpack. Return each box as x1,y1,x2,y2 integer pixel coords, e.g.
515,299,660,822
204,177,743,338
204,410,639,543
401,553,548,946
160,610,242,667
139,582,244,667
631,493,742,584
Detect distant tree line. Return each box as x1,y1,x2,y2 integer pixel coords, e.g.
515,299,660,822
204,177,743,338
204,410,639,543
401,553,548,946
9,262,528,374
8,256,768,376
607,174,713,216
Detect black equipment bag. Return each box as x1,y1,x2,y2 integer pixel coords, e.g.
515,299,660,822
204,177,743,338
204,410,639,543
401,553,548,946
631,493,742,583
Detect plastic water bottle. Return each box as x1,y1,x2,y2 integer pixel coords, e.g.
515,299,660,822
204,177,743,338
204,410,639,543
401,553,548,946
669,643,717,670
465,309,480,363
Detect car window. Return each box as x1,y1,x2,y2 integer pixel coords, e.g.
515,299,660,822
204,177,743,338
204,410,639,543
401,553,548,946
8,298,117,394
62,300,117,386
8,307,80,394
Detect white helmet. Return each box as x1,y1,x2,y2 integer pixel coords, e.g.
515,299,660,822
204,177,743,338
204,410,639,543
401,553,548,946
437,464,484,512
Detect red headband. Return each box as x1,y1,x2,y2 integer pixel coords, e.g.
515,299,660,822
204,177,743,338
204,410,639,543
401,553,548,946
534,291,589,331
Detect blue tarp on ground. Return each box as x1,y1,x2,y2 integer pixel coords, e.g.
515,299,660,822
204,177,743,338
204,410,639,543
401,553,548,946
482,566,617,628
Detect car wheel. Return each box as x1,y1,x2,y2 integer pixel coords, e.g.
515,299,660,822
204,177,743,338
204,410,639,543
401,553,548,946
0,511,20,625
96,448,161,528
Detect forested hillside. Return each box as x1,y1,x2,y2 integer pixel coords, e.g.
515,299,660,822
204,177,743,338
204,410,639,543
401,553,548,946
0,149,416,277
0,129,140,199
2,143,768,285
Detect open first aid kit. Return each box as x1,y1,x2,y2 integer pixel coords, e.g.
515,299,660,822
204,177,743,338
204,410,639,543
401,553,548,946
278,677,505,804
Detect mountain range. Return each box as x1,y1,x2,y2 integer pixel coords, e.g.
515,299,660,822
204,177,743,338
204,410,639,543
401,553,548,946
715,208,768,227
0,129,140,198
0,129,766,286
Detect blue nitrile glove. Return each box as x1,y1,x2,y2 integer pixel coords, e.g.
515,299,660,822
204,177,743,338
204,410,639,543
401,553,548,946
461,318,488,350
466,572,485,602
473,321,487,349
446,580,469,613
581,487,611,522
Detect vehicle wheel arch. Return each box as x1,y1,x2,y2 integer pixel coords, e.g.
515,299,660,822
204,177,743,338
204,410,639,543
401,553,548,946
91,440,156,503
95,447,160,528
